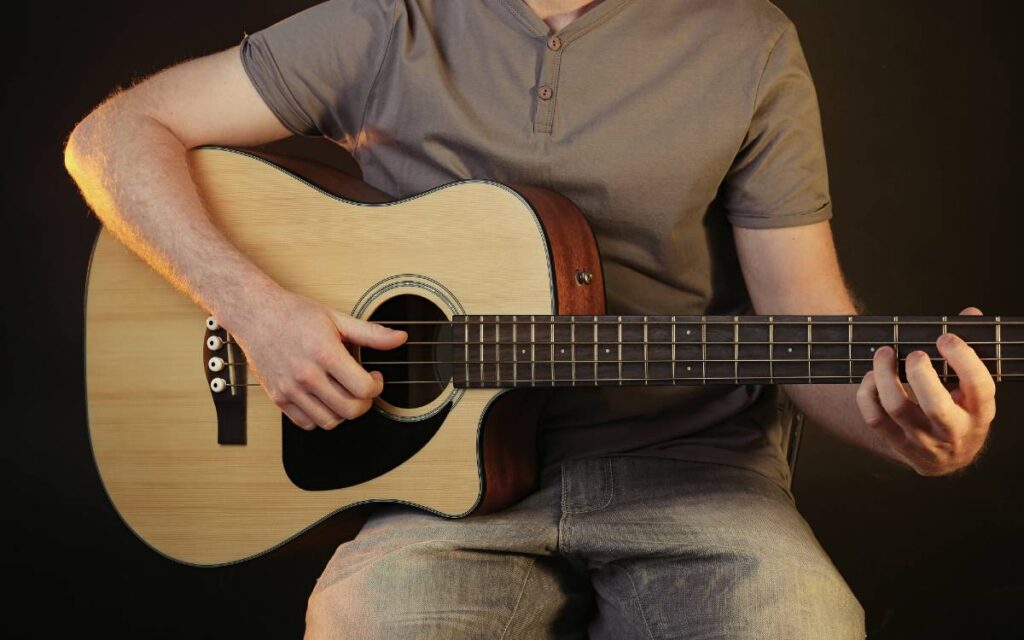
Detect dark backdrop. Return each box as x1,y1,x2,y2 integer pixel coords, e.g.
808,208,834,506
4,1,1022,637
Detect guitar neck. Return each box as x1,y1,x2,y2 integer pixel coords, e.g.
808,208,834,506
444,315,1024,388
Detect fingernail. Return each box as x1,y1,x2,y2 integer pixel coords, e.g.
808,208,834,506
939,333,960,347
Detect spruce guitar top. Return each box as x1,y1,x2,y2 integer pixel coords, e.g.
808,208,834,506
84,146,1023,565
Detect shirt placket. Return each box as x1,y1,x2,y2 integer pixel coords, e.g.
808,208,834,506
534,33,564,134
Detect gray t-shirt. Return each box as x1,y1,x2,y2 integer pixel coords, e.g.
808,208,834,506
238,0,834,488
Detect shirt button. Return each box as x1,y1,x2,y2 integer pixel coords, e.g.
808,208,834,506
538,85,554,100
547,35,562,51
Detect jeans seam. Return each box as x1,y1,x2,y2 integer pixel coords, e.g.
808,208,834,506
499,557,538,640
564,458,615,514
617,561,656,640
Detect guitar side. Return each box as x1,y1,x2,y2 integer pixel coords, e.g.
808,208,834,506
83,146,604,566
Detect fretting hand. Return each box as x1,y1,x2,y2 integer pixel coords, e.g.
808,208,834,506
855,306,997,475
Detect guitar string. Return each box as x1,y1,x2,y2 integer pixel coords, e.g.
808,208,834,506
226,372,1024,387
215,356,1018,368
366,318,1024,326
355,356,1021,366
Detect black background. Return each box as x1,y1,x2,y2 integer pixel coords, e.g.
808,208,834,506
4,0,1022,637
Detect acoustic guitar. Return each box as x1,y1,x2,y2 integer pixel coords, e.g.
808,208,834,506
84,145,1022,566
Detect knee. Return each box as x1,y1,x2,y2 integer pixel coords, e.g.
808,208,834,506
751,553,865,639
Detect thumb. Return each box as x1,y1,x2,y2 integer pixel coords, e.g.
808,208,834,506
332,311,408,348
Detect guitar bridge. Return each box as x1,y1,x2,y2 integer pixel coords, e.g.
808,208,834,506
203,316,247,445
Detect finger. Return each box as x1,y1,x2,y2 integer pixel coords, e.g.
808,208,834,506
857,371,928,460
290,391,343,429
311,374,372,426
958,306,983,316
332,312,408,349
904,349,964,441
856,372,908,443
326,349,385,400
937,332,996,420
281,403,316,431
872,345,929,436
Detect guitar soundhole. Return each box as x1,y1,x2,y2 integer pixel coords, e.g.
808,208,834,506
362,294,453,409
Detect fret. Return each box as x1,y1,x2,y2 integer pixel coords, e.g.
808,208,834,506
950,316,998,382
898,317,944,383
942,315,949,380
570,316,577,385
617,315,624,385
463,317,470,388
532,316,553,387
847,317,853,383
571,316,595,384
806,317,812,384
773,315,809,382
495,317,502,386
530,315,536,386
893,315,901,381
733,316,740,384
675,318,702,381
496,315,514,388
550,317,556,385
671,317,676,383
769,316,775,383
478,315,485,388
553,317,573,386
851,316,891,380
621,316,645,383
593,316,599,384
514,315,531,386
701,316,707,384
647,316,674,385
597,316,619,383
508,317,513,387
737,316,771,383
705,316,734,382
643,316,649,386
996,316,1002,382
809,318,848,382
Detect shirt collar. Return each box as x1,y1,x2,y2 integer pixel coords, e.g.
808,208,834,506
497,0,635,44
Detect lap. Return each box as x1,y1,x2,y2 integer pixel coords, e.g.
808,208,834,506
568,456,865,639
305,456,864,640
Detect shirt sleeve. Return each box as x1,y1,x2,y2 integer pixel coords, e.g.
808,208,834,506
723,22,833,229
238,0,399,140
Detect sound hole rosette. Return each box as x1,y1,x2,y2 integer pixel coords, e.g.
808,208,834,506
351,276,465,421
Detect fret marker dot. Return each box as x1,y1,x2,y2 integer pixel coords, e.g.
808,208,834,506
560,349,565,354
787,347,793,353
605,348,610,354
686,366,692,371
870,347,876,352
521,349,526,354
686,330,692,335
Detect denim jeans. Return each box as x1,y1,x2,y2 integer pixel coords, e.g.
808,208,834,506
305,456,865,639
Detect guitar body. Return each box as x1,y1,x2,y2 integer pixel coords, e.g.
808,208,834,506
85,146,605,566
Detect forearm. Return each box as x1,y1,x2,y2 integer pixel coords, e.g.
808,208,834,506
783,383,904,465
63,95,281,328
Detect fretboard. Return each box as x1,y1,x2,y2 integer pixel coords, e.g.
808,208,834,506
445,315,1023,388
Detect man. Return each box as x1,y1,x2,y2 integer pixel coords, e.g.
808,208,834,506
63,0,997,637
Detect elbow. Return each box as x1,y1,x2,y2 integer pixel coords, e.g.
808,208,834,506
64,108,104,183
63,88,129,181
